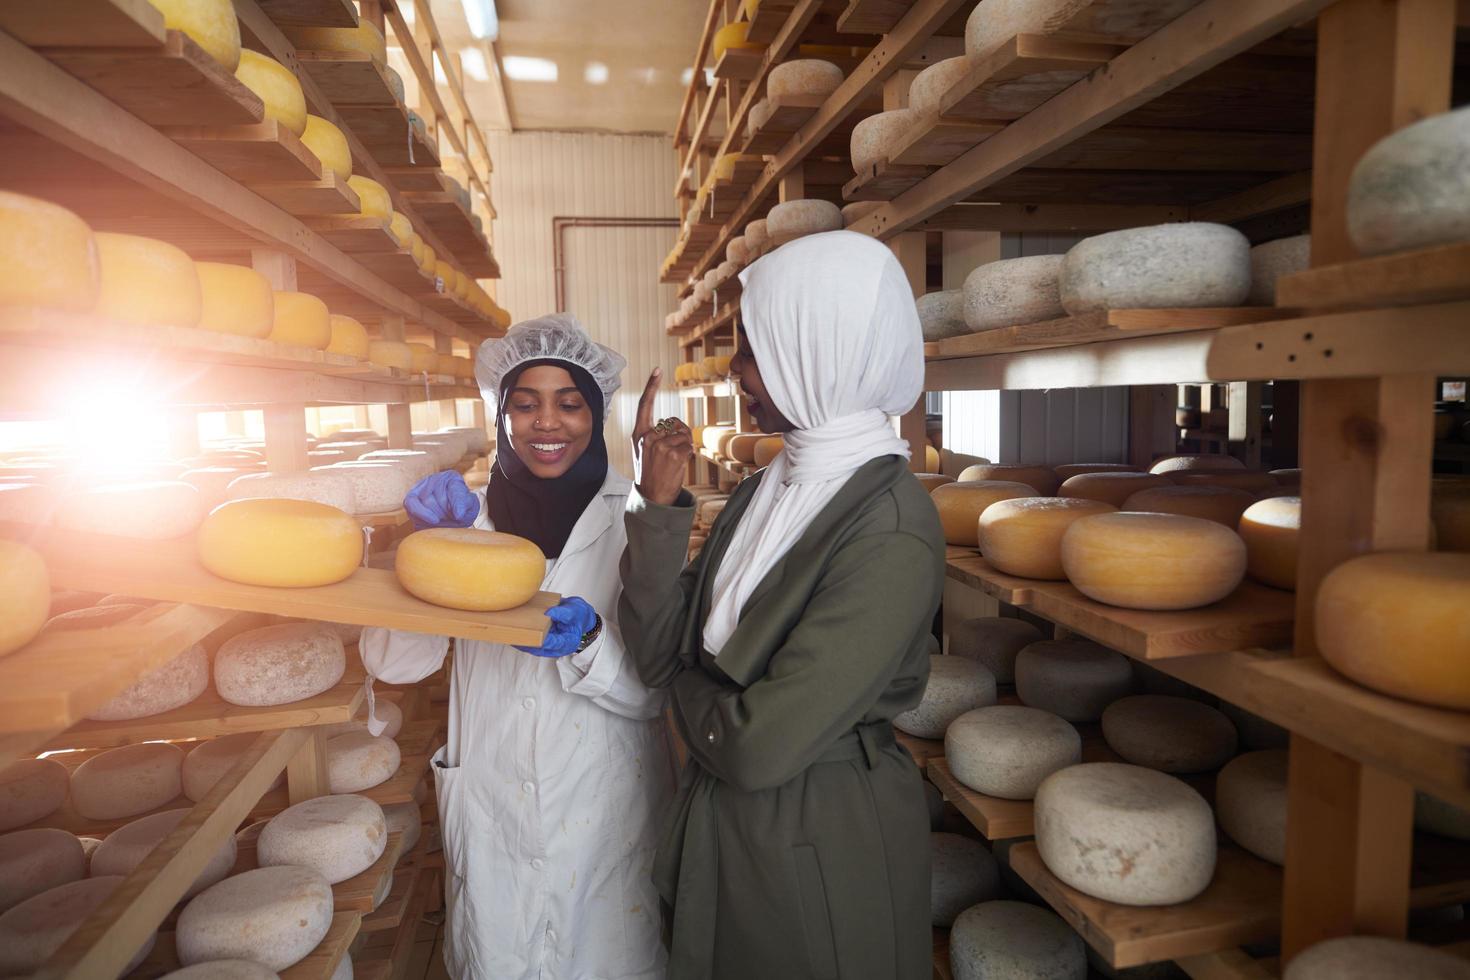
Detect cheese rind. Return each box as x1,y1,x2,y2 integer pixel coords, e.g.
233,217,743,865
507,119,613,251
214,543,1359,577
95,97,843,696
1015,639,1133,723
1216,749,1288,865
850,109,918,173
176,866,334,970
931,480,1038,547
0,828,85,913
85,642,208,721
0,191,99,312
949,901,1086,980
368,339,414,371
227,470,358,513
956,463,1058,496
326,733,401,793
259,794,386,883
1054,463,1137,480
962,254,1066,332
1061,223,1251,314
1248,234,1311,305
348,176,392,220
767,199,842,238
235,50,307,135
768,59,843,97
0,758,68,831
978,496,1116,580
1123,485,1256,528
1284,936,1470,979
395,528,545,611
301,114,351,181
196,262,273,338
1347,106,1470,256
268,291,331,348
894,655,998,739
320,462,413,515
1101,695,1237,773
159,961,281,980
946,704,1080,799
92,808,236,897
1058,471,1172,507
1238,495,1300,590
1060,512,1247,610
908,56,970,113
0,876,156,977
95,232,202,328
147,0,242,70
918,289,968,341
0,541,48,657
931,832,1001,927
70,742,186,820
1149,453,1245,474
214,623,346,706
326,313,369,358
199,498,363,587
949,616,1043,683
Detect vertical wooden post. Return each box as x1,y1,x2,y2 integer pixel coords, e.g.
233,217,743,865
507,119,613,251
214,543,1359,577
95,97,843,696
1281,0,1454,960
778,166,804,203
286,729,330,804
250,248,297,293
891,231,928,471
263,404,309,473
1128,385,1175,470
432,334,456,428
1227,381,1263,469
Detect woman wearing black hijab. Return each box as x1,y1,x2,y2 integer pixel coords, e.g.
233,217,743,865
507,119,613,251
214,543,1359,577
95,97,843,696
361,314,676,980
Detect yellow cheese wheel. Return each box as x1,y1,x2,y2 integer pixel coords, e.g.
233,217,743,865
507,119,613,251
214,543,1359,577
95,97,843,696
1123,485,1257,527
95,233,202,328
754,437,785,467
728,433,766,464
195,262,272,338
923,445,940,474
395,529,545,611
979,496,1117,580
712,22,763,59
701,356,721,377
407,233,426,270
915,473,953,493
347,176,391,221
1238,495,1300,590
406,342,437,373
418,242,436,277
453,355,474,379
1168,470,1276,494
957,463,1058,495
931,480,1038,547
367,340,413,371
1058,471,1171,508
326,313,368,359
1432,478,1470,552
268,291,330,348
1317,552,1470,709
717,430,742,458
0,541,49,657
433,260,457,295
702,425,735,454
235,49,306,136
0,191,99,312
1269,468,1301,488
300,114,350,182
198,498,362,587
714,355,733,376
388,211,413,247
1149,454,1245,474
147,0,241,71
1060,512,1247,610
286,22,387,64
1054,463,1138,480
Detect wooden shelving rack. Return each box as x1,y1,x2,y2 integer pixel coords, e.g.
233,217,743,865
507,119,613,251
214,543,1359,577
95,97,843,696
667,1,1470,978
0,2,511,978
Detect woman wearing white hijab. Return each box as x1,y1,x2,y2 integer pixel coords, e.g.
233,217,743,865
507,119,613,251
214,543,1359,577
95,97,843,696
619,231,943,979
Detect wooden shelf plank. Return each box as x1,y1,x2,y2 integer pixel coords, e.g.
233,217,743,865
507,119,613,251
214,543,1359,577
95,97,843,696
1277,240,1470,311
165,119,325,183
926,308,1299,361
2,524,556,647
130,910,362,980
338,104,440,169
896,731,946,768
400,191,494,277
741,92,827,154
746,0,799,43
0,0,166,48
939,35,1123,126
925,329,1217,393
252,171,362,216
296,50,398,106
258,0,358,28
943,548,1038,605
714,46,766,81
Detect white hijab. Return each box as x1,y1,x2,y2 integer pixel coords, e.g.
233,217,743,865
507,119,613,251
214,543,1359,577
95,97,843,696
702,231,925,657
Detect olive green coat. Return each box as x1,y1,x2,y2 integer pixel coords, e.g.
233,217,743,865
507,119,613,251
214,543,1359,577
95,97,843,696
619,456,945,980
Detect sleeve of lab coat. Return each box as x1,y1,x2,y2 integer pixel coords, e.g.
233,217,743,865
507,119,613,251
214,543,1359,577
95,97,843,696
554,615,666,720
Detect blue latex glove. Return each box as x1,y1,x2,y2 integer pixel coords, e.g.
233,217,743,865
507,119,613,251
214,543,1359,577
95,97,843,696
404,471,479,531
515,596,599,659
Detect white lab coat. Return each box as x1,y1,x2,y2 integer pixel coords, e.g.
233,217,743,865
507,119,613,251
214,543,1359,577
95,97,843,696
360,470,675,980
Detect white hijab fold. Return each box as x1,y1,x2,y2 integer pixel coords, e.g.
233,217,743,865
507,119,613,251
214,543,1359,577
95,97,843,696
702,231,925,657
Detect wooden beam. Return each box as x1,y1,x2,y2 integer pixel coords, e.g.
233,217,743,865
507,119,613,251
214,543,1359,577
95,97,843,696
673,0,724,143
1190,170,1312,223
915,202,1186,232
287,727,331,803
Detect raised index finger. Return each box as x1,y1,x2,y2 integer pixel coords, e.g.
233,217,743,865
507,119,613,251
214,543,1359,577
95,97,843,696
633,367,662,438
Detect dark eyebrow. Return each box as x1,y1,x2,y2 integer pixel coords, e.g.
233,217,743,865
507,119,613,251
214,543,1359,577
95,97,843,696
509,386,583,396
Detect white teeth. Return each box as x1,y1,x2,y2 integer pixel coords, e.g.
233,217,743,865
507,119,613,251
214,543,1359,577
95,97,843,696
530,443,567,452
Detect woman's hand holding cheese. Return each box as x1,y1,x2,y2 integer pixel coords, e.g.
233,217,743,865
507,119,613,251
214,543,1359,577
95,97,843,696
404,470,479,530
631,367,692,506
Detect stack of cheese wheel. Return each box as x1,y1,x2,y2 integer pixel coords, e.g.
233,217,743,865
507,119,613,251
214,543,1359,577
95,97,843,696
148,0,242,71
957,463,1058,495
850,109,918,173
962,254,1066,333
395,529,545,610
1015,639,1133,723
946,704,1080,800
931,480,1037,547
199,498,364,587
1058,471,1171,507
1123,484,1257,527
1101,695,1238,773
1237,495,1300,589
1060,512,1247,610
894,654,997,739
978,496,1116,579
1060,223,1250,314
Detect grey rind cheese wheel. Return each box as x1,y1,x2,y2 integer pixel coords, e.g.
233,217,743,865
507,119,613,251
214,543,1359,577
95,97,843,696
1015,640,1133,723
766,199,842,238
1347,106,1470,256
0,757,69,831
1248,234,1310,305
71,741,185,820
1216,750,1288,866
842,201,883,227
226,470,357,514
161,961,282,979
946,705,1080,800
963,254,1066,331
177,865,334,971
918,289,968,342
0,876,156,977
850,108,917,173
744,218,769,250
949,900,1086,980
326,732,402,793
0,828,85,913
1060,223,1251,315
1219,701,1288,751
320,462,412,515
908,56,970,113
949,616,1043,683
964,0,1094,60
894,656,998,739
1416,792,1470,841
86,642,209,721
214,623,346,707
260,793,386,884
1101,695,1237,773
92,808,237,899
184,733,286,802
1284,936,1470,979
1035,763,1216,906
767,59,843,97
384,800,423,858
930,832,1000,927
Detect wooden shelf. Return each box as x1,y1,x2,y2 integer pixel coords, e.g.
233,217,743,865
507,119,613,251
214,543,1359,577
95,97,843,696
713,46,765,80
676,300,740,345
745,0,798,43
896,731,945,768
697,448,753,478
1277,239,1470,311
401,191,497,278
742,92,826,154
296,49,399,106
925,308,1299,361
165,119,324,183
338,104,440,170
0,0,167,49
932,926,953,980
943,548,1039,606
129,910,362,980
257,0,358,28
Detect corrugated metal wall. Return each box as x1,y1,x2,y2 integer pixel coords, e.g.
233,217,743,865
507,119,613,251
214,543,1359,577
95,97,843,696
485,130,683,476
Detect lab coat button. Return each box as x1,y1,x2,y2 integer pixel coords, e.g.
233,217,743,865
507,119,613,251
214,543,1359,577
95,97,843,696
532,858,545,871
706,731,716,743
522,780,535,794
522,697,535,710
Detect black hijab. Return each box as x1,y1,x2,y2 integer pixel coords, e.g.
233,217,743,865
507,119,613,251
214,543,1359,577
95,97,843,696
485,358,607,558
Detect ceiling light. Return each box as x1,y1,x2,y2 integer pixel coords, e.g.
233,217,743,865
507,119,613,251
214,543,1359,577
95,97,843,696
461,0,499,41
583,61,608,85
462,47,490,82
503,55,557,83
679,66,715,87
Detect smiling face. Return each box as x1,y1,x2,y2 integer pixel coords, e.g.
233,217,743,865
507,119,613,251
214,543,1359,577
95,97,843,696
504,364,595,478
730,327,795,434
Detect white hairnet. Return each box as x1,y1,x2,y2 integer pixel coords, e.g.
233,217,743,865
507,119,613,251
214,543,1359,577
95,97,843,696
475,313,627,415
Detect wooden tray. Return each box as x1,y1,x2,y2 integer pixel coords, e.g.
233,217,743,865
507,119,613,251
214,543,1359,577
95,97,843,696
925,308,1299,361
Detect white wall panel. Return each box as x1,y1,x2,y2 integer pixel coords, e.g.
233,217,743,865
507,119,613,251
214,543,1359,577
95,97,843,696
485,130,683,475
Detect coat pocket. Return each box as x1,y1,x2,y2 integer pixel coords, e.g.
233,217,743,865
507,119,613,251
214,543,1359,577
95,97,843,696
794,844,839,980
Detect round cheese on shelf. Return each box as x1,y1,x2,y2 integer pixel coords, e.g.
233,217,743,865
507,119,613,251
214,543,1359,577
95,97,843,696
842,201,883,227
177,865,334,971
768,59,843,97
235,49,306,135
146,0,242,71
949,900,1086,980
1150,453,1246,474
766,199,842,239
226,470,358,513
0,829,85,913
1101,695,1237,773
1123,485,1256,528
404,343,436,375
0,876,156,977
744,218,770,250
57,480,203,539
949,616,1043,683
1316,552,1470,710
956,463,1058,496
383,800,422,857
1060,512,1247,610
317,440,373,461
1237,495,1300,590
160,961,282,980
285,21,387,62
1054,463,1137,481
931,480,1038,547
0,541,48,657
0,191,99,312
978,496,1117,580
931,832,1000,927
915,473,953,493
1416,792,1470,841
195,262,273,338
946,704,1080,800
908,56,970,113
1061,223,1251,314
395,528,545,611
85,642,208,721
1285,936,1470,979
1167,469,1276,494
183,733,284,802
267,290,331,348
0,758,68,831
851,108,918,173
326,313,369,359
92,807,236,898
388,211,413,248
359,448,434,482
1215,749,1288,866
711,21,762,59
894,655,998,739
347,175,392,221
918,289,968,341
962,254,1066,332
1248,234,1311,305
326,733,401,793
367,340,414,371
94,232,202,328
754,437,785,467
301,114,350,182
1035,762,1216,906
259,794,386,884
726,434,766,464
71,742,185,820
214,623,345,707
1015,640,1132,723
726,236,750,265
1347,106,1470,256
182,466,264,506
320,462,413,515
